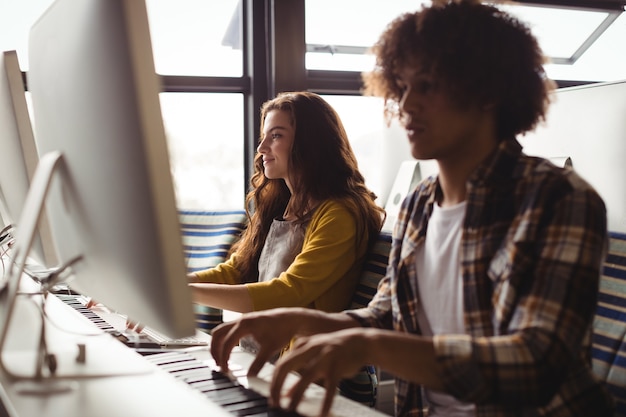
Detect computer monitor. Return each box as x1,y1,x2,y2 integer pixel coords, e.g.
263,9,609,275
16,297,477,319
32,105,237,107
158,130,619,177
24,0,196,340
0,50,57,267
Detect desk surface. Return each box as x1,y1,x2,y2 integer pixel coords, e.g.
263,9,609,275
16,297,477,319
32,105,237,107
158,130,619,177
0,276,231,417
0,275,389,417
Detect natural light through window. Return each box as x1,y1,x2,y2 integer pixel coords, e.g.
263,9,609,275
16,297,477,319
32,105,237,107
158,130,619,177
145,0,242,76
498,5,611,61
304,0,626,82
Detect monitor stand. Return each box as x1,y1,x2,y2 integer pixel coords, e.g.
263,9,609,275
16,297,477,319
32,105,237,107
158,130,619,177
0,151,153,395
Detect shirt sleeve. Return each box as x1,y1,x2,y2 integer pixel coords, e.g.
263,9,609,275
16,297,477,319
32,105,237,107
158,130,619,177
193,252,243,285
246,200,365,312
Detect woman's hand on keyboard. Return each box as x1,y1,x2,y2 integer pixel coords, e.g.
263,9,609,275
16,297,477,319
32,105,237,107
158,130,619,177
85,298,144,333
126,319,144,333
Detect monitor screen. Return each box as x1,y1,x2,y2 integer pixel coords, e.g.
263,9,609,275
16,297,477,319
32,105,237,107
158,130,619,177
26,0,196,339
0,50,57,267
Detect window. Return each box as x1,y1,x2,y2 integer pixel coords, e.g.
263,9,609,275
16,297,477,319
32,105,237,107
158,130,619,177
160,93,245,210
321,95,386,202
146,0,247,210
146,0,242,77
304,0,626,82
496,3,626,82
305,0,422,72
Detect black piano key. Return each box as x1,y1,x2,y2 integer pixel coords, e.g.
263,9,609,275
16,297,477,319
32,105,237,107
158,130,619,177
222,398,269,413
183,371,231,385
203,386,264,404
243,409,305,417
189,379,239,392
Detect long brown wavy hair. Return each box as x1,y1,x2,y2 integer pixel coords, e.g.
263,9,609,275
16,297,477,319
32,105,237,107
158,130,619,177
362,0,556,140
231,92,385,282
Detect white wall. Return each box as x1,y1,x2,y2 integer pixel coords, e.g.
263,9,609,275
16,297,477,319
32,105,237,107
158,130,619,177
380,118,412,203
519,80,626,233
379,80,626,233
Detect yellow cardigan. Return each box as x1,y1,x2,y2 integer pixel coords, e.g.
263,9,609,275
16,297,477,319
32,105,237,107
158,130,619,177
193,199,368,312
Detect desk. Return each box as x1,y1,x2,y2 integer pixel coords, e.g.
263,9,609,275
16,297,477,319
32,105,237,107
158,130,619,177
0,275,389,417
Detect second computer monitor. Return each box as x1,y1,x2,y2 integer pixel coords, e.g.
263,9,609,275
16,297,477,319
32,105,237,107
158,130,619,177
0,50,57,267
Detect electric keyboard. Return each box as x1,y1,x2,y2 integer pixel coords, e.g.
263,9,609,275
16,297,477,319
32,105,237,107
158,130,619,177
50,292,390,417
55,293,209,349
142,350,304,416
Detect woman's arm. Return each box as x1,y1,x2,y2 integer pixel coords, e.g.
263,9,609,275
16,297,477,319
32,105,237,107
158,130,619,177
189,282,254,312
188,253,253,312
191,252,244,284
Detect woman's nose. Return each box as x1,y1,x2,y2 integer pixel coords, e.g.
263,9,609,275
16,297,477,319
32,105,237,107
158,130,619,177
257,137,267,153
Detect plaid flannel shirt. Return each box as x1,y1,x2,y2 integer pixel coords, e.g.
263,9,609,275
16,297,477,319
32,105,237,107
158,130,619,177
347,139,614,416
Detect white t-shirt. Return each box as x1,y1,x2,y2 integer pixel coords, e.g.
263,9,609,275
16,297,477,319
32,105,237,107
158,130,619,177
415,201,476,416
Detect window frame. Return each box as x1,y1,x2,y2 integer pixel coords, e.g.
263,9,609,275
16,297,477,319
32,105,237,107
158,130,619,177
21,0,608,202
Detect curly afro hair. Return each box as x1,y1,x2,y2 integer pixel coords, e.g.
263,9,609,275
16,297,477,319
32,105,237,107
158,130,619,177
363,0,556,140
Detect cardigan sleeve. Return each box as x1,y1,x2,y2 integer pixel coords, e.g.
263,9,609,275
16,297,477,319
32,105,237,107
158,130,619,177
193,252,244,285
246,200,367,312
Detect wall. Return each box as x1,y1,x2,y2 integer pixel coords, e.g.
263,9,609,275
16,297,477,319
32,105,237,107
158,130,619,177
519,80,626,233
379,80,626,234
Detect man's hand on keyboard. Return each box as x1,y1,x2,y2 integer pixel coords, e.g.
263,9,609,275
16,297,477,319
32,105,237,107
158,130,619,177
210,307,364,416
270,328,371,417
210,308,305,374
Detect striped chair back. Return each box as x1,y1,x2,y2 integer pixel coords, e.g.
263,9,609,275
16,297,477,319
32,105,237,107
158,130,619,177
592,231,626,415
178,209,247,332
339,231,393,408
179,209,247,273
350,231,393,309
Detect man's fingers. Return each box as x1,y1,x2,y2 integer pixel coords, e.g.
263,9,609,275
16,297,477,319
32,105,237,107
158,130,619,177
320,377,339,417
286,375,312,413
210,322,238,369
272,343,319,411
247,346,278,376
269,356,294,407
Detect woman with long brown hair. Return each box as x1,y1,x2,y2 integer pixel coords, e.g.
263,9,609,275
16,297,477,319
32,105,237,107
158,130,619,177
189,92,384,316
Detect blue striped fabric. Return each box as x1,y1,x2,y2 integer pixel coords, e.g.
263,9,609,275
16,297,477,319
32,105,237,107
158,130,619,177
592,231,626,416
178,209,247,332
178,209,247,273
